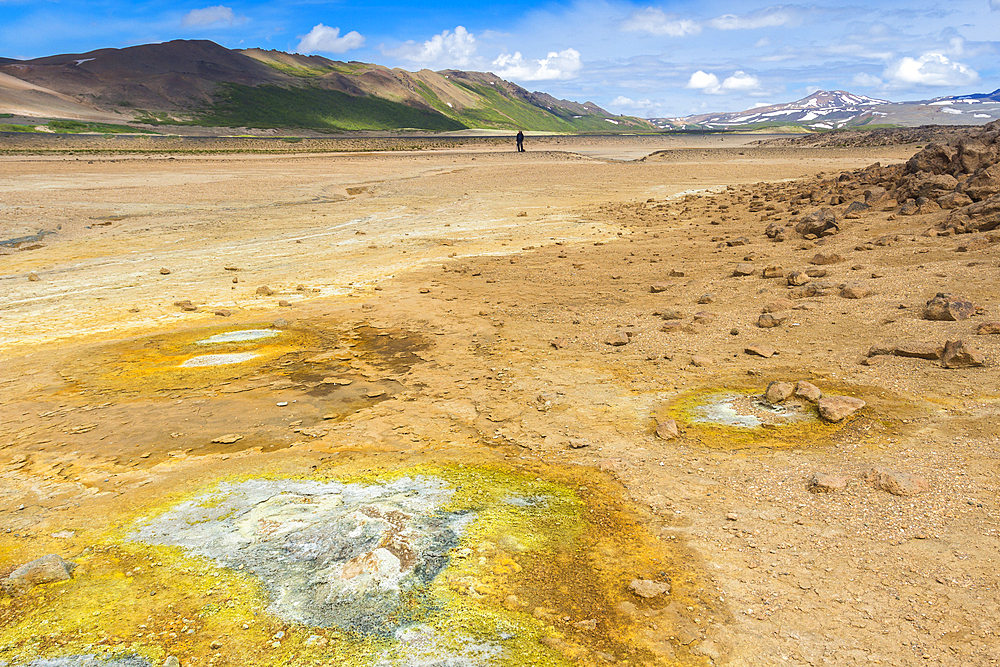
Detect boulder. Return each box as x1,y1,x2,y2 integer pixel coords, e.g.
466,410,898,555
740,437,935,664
923,293,975,321
794,209,838,237
1,555,76,596
817,396,865,422
940,340,986,368
764,381,794,404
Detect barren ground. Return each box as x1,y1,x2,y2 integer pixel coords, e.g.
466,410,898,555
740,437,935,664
1,135,997,667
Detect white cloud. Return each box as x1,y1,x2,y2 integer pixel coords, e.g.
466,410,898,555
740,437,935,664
686,70,761,95
182,5,242,28
621,8,700,37
385,26,479,69
296,24,365,55
609,95,657,112
707,7,803,30
852,72,884,88
883,53,979,87
492,48,583,81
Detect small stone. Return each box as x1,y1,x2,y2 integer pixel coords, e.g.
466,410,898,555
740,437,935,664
419,287,431,294
923,293,974,321
655,309,684,320
549,337,567,349
733,263,755,277
730,328,740,336
810,252,843,265
655,418,679,440
213,309,232,317
865,468,929,496
321,377,354,385
366,390,387,398
629,578,670,598
256,286,275,296
794,381,822,403
940,340,985,368
804,267,828,278
211,434,243,444
605,331,630,346
278,300,291,307
808,473,848,493
692,311,716,324
976,322,1000,335
697,293,715,304
163,658,180,667
764,381,794,404
757,313,788,328
27,272,40,282
272,318,289,328
159,268,172,275
744,344,777,358
650,283,670,293
894,341,944,360
224,266,239,271
840,282,873,299
690,354,712,367
817,396,865,422
786,270,811,286
762,298,793,313
762,266,784,278
725,512,739,521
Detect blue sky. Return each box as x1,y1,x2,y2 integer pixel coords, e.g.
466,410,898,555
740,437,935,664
1,0,998,117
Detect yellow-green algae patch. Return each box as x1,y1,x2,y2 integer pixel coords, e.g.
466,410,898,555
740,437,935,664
0,462,723,667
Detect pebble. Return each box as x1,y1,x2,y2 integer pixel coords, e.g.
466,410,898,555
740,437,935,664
650,282,670,293
698,293,715,304
27,272,40,281
160,268,172,275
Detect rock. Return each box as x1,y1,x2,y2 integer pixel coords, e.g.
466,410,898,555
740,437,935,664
160,268,172,275
27,272,39,281
690,354,712,367
173,300,197,312
976,321,1000,335
762,265,784,278
163,658,181,667
757,313,787,328
940,340,986,368
629,578,670,599
808,473,848,493
1,554,76,596
278,300,291,307
923,293,975,321
213,309,232,317
727,236,750,247
810,252,843,265
605,331,630,346
805,267,828,278
865,468,929,496
794,209,838,237
211,434,243,444
956,236,990,252
817,396,865,422
697,293,715,304
786,270,811,286
549,337,567,349
894,341,944,360
733,263,755,277
745,344,777,358
655,419,679,440
256,285,275,296
655,309,684,320
272,318,289,329
840,282,873,299
692,311,717,324
762,298,793,313
794,381,822,403
764,381,794,404
650,283,670,293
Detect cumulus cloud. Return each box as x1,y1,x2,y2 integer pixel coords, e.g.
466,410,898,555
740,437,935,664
883,53,979,87
707,7,803,30
182,5,242,27
491,48,583,81
609,95,659,114
385,26,478,69
296,24,365,54
852,72,884,88
686,70,761,95
621,8,700,37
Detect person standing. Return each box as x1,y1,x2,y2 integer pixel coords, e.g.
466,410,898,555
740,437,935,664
516,130,525,152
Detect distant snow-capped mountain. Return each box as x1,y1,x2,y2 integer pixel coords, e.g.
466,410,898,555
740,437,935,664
652,89,1000,130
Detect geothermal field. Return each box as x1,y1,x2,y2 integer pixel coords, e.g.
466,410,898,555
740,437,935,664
1,130,998,667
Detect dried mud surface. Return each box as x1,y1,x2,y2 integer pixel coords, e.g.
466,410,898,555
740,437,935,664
1,135,997,667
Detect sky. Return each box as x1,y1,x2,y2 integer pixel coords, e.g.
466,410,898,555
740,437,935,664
1,0,998,118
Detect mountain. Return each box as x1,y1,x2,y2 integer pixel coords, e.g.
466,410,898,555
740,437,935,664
653,89,1000,131
0,40,652,133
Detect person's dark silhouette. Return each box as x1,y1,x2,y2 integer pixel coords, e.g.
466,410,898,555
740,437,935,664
516,130,525,152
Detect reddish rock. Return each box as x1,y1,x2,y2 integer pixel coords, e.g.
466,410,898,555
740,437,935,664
762,265,785,278
1,554,75,596
650,283,670,293
764,381,794,404
894,341,944,360
745,344,777,358
810,252,843,265
763,298,793,313
923,293,975,321
757,313,788,328
865,468,929,496
940,340,986,368
795,381,822,403
808,473,848,493
256,285,276,296
605,331,630,346
840,282,873,299
733,263,756,277
629,578,670,598
976,321,1000,335
817,395,865,422
655,419,680,440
